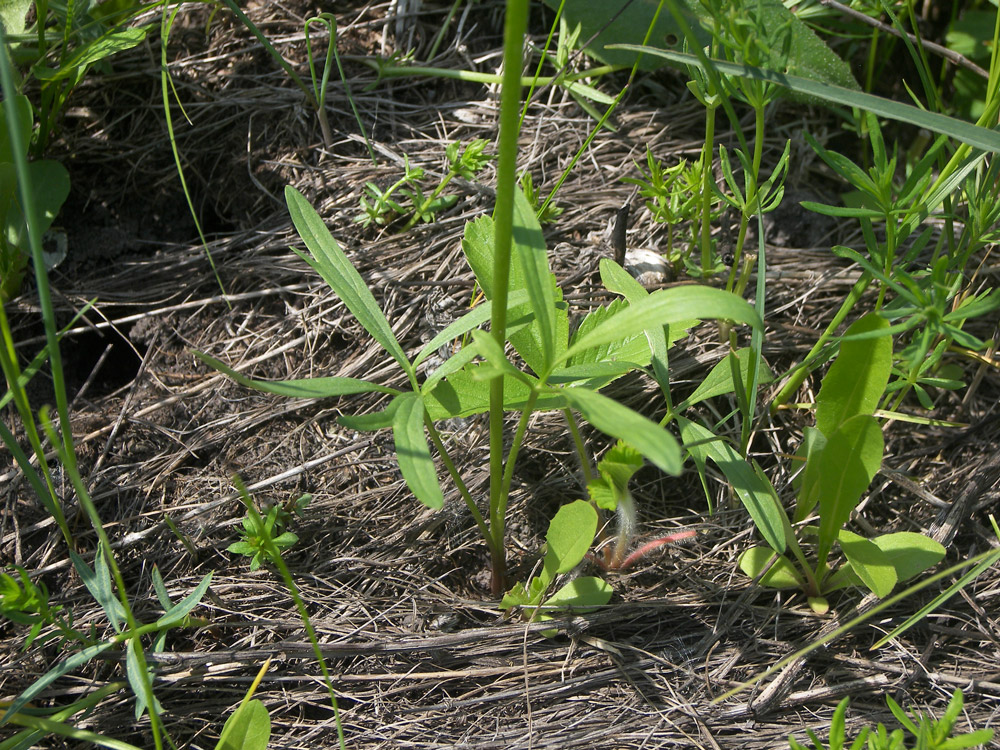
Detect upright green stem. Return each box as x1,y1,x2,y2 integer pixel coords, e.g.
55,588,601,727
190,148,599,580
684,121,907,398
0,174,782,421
727,105,765,296
487,0,529,597
771,273,873,410
699,104,717,275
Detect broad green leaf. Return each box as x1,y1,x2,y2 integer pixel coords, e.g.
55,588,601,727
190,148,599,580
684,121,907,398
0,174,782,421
391,392,443,509
838,530,896,598
678,418,785,553
586,478,618,512
598,257,648,299
423,365,564,420
195,352,397,399
738,547,803,589
154,572,213,630
285,186,411,374
565,297,651,370
126,638,161,720
542,500,598,578
869,531,945,583
812,415,884,565
461,210,568,376
681,348,774,410
216,699,271,750
541,576,612,610
597,441,644,491
499,581,530,610
0,0,32,37
563,387,681,476
547,360,641,384
513,188,559,370
338,396,400,432
815,313,892,437
562,285,760,365
613,45,1000,154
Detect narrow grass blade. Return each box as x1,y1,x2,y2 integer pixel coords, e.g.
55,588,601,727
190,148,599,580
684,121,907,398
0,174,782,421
611,45,1000,153
286,186,412,376
0,642,116,725
195,352,397,398
392,392,444,509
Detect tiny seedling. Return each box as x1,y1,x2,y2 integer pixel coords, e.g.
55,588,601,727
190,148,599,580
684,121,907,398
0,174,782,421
788,689,994,750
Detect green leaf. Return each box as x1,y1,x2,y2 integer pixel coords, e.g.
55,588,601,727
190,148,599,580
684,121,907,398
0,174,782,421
681,348,774,409
562,285,760,365
0,0,32,37
811,415,884,565
423,364,564,420
678,418,786,553
542,500,598,578
154,573,213,631
461,209,568,376
869,532,945,583
216,699,271,750
195,352,397,398
125,638,161,720
337,396,400,432
815,313,892,437
566,297,652,371
513,187,560,371
69,547,126,634
738,547,803,589
285,186,411,374
541,576,612,611
563,387,681,476
839,529,896,598
391,392,443,509
792,426,827,520
597,441,644,491
612,45,1000,154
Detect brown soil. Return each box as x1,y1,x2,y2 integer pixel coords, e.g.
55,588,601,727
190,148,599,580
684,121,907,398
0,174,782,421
2,2,999,748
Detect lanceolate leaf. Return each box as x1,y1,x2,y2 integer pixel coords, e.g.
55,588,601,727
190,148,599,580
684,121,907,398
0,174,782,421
561,285,760,365
678,417,786,554
815,313,892,437
195,352,397,398
216,699,271,750
391,392,443,509
812,415,884,565
285,186,411,375
868,532,945,582
513,187,560,370
738,546,803,589
154,573,213,630
681,348,774,410
563,387,681,476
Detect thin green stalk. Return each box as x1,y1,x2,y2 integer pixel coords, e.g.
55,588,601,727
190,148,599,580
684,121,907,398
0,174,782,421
316,14,375,162
160,5,227,301
233,482,346,750
771,273,874,410
0,27,76,528
726,104,764,295
363,62,620,87
562,407,594,485
487,0,530,597
424,414,499,560
699,104,717,274
39,410,165,750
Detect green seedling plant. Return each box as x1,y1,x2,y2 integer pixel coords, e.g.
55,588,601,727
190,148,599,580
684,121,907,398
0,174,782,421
621,150,702,272
355,139,491,230
228,479,346,750
788,688,994,750
738,313,946,614
520,171,563,225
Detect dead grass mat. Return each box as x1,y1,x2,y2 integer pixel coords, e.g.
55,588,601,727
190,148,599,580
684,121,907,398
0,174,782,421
2,2,999,748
